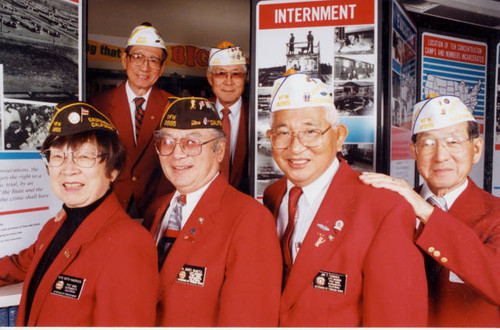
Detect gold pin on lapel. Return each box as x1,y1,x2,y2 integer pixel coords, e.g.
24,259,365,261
315,236,326,247
64,249,70,258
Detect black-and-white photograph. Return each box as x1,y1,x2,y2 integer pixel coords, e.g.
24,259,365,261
334,55,374,81
255,27,334,195
3,100,54,150
340,143,374,172
334,26,374,55
0,0,79,101
334,81,374,116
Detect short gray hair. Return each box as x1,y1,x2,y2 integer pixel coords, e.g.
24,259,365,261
207,64,247,74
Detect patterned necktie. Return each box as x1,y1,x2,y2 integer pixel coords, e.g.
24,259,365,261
221,108,231,179
157,194,186,270
282,186,303,283
134,97,145,141
426,195,448,211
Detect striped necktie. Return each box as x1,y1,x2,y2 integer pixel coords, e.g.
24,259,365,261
426,195,448,211
157,194,186,270
134,97,145,141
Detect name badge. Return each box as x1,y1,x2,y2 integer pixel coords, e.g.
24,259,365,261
313,270,347,293
177,264,206,287
51,274,85,299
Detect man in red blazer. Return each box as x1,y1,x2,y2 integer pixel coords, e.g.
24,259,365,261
147,97,281,326
91,22,175,218
263,71,428,327
360,95,500,327
206,41,249,193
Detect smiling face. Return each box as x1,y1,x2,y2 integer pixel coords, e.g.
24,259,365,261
121,45,166,96
206,64,246,108
158,128,224,194
48,141,118,208
412,121,483,197
268,107,348,187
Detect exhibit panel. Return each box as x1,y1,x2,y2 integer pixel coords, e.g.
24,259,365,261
0,0,84,258
252,0,378,198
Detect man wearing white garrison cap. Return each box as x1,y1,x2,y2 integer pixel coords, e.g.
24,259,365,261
360,95,500,327
263,70,427,327
206,41,249,193
91,22,175,218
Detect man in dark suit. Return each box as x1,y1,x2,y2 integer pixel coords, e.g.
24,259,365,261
148,97,281,326
263,71,427,327
91,23,175,218
360,95,500,327
206,41,249,193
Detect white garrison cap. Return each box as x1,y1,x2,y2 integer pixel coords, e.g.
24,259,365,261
126,23,166,50
411,94,476,135
209,41,246,66
270,70,336,113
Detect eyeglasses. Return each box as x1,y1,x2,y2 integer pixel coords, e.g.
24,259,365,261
40,149,108,168
211,70,246,80
154,135,218,156
414,136,474,156
269,126,331,149
127,53,163,69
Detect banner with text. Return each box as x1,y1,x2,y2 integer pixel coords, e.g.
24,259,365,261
88,39,211,71
253,0,377,198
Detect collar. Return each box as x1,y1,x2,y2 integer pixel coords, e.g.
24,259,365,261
171,172,219,227
125,81,153,105
216,97,242,116
420,179,469,209
286,157,340,205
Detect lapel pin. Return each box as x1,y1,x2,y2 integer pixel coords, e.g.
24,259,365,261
315,236,326,247
198,217,204,224
334,220,344,231
64,249,70,258
39,244,44,250
317,223,330,231
328,234,334,241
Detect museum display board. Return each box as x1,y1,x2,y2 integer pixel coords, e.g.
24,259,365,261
251,0,378,198
0,0,85,258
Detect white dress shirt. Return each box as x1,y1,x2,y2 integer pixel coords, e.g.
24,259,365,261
155,173,219,245
277,158,340,262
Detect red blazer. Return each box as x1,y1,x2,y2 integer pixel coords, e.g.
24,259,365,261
416,179,500,327
90,83,175,215
148,174,281,327
0,193,159,326
263,159,428,327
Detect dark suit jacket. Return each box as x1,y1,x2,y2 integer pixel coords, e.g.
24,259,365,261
263,159,428,327
147,174,281,327
90,83,175,216
0,193,159,326
416,179,500,327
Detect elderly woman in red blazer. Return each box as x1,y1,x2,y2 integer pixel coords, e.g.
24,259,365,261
0,102,159,326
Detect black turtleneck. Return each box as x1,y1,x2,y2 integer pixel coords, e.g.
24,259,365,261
25,189,112,323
